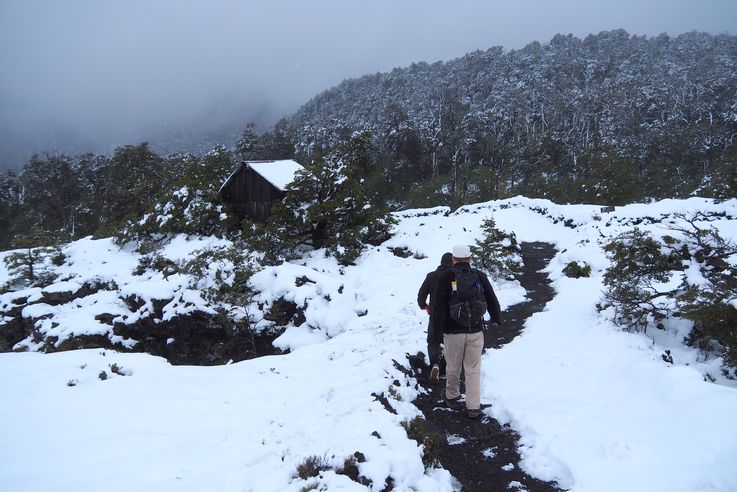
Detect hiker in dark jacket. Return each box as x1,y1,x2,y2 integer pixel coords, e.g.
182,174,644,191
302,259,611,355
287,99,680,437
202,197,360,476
417,252,452,385
431,244,501,419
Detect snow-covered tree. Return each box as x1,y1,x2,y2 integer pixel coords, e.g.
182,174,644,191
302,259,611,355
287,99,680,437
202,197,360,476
602,215,737,368
251,133,395,265
115,147,237,249
470,217,522,281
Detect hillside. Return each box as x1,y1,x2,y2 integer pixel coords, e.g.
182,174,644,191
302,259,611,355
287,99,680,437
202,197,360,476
290,30,737,202
2,196,736,491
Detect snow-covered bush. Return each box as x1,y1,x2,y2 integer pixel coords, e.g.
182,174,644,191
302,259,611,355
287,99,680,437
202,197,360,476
682,300,737,369
602,215,737,369
562,261,592,278
601,228,684,329
294,453,372,488
114,147,238,251
471,217,522,281
0,222,67,292
133,253,180,278
116,186,233,251
674,219,737,368
180,243,256,318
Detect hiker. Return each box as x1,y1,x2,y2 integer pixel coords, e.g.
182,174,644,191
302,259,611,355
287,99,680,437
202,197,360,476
431,244,501,419
417,252,452,385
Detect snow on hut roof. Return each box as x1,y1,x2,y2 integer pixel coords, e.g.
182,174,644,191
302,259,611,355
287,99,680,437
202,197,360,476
247,160,304,191
219,159,305,194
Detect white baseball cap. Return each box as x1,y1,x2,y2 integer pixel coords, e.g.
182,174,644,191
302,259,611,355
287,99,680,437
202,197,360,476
452,244,471,258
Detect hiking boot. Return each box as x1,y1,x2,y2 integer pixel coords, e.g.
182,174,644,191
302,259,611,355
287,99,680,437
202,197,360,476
440,388,462,409
429,364,440,385
467,409,482,419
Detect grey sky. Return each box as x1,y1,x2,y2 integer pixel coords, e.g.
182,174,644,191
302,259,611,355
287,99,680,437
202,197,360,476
1,0,736,169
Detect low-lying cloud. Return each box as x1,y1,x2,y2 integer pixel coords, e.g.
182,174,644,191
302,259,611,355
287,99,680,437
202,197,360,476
1,0,735,169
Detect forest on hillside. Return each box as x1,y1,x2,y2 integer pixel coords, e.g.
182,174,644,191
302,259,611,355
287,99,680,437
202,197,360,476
1,30,736,251
290,30,737,205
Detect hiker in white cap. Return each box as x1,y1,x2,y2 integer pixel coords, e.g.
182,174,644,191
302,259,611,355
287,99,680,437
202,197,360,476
431,244,501,419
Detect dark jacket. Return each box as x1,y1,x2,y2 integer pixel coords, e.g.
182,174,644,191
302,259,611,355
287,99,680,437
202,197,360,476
417,253,453,310
431,262,502,334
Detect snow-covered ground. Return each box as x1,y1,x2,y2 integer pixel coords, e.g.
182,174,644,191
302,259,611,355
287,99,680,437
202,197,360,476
1,196,737,491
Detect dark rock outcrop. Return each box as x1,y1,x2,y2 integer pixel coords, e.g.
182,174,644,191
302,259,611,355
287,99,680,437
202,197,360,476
1,284,281,364
0,317,27,352
113,311,281,365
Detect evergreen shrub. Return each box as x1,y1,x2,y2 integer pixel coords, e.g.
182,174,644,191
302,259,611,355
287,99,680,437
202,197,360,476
471,217,522,281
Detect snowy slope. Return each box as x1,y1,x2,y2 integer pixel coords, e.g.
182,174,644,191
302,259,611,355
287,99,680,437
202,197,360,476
1,196,737,492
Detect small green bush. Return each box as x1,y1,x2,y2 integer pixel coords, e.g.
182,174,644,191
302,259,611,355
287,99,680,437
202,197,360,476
51,251,66,266
562,261,592,278
109,363,127,376
402,417,441,468
471,216,523,281
133,253,180,277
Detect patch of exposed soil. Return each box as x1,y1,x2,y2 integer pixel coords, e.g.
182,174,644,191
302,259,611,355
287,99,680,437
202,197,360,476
410,242,561,491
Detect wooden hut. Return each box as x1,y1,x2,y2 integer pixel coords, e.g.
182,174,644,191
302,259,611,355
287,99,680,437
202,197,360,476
219,159,305,221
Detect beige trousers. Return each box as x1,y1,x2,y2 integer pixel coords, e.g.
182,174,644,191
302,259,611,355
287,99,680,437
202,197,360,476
443,331,484,410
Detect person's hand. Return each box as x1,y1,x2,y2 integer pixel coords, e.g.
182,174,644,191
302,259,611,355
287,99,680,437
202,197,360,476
491,322,500,327
423,306,431,314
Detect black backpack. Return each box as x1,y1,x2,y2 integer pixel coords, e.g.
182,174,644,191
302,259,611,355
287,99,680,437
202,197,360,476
449,265,487,328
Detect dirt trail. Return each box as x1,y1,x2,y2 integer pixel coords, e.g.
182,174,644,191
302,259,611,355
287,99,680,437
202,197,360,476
409,242,560,492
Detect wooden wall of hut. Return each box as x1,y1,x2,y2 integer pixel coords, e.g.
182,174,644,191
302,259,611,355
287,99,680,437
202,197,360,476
221,164,286,222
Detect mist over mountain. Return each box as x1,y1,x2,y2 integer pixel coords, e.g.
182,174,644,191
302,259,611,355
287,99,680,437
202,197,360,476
0,97,286,172
3,0,736,173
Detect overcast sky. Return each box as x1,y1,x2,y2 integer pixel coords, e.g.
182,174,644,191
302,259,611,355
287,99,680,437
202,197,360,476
1,0,736,169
